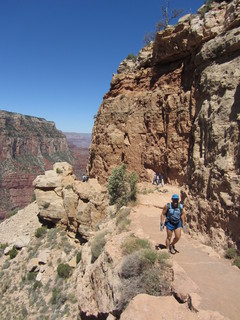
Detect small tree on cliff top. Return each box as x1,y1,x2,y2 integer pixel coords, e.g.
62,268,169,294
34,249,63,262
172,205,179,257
107,164,138,209
144,0,184,45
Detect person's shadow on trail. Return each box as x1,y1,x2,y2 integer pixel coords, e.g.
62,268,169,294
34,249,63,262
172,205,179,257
155,244,166,250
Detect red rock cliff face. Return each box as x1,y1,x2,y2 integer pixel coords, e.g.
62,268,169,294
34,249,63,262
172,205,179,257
0,110,73,220
88,0,240,247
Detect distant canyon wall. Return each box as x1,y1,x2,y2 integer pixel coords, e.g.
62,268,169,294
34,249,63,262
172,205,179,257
87,0,240,247
0,110,73,220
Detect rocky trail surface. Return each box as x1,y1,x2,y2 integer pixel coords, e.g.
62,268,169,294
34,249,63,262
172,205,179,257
128,184,240,320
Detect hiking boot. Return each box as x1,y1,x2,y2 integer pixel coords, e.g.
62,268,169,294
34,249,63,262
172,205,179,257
169,244,178,254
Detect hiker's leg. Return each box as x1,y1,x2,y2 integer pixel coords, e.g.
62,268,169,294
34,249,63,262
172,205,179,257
172,227,181,246
166,229,173,249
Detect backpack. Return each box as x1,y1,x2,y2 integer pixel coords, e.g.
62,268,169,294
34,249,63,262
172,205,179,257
166,202,183,225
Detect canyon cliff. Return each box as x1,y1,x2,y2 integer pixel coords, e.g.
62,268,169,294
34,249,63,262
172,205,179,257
0,110,73,220
64,132,91,180
87,0,240,248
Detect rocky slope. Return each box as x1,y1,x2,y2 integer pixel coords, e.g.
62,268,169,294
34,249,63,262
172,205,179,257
87,0,240,248
1,163,233,320
0,110,73,220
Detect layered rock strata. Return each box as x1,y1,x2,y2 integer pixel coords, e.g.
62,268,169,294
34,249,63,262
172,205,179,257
0,110,73,220
87,0,240,247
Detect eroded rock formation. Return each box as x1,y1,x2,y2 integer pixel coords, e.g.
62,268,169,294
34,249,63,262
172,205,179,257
0,110,73,220
87,0,240,247
33,162,109,240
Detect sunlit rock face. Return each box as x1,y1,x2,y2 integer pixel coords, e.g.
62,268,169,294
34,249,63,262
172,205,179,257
0,110,73,220
88,0,240,247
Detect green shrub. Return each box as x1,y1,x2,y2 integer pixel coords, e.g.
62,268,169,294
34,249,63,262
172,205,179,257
225,247,237,259
158,251,170,267
91,231,107,263
57,263,72,279
142,249,157,264
76,251,82,264
122,236,151,255
56,168,63,174
35,226,47,238
121,251,152,279
33,281,42,290
107,164,138,209
126,54,137,62
233,256,240,269
6,208,18,219
27,272,38,281
9,246,18,259
31,193,36,202
0,243,8,250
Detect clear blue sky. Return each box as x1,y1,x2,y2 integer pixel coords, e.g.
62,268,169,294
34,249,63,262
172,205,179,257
0,0,204,133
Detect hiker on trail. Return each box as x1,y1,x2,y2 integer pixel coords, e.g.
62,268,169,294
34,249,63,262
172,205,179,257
158,173,163,187
160,194,186,254
152,172,158,185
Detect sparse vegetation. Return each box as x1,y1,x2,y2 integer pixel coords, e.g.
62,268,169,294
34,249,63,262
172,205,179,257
9,246,18,259
35,226,47,238
91,231,108,263
56,168,63,174
6,208,19,219
126,54,137,62
115,207,131,232
107,164,138,209
144,0,184,45
233,256,240,269
225,247,237,259
118,237,172,312
76,251,82,264
57,263,72,279
225,247,240,269
122,235,151,255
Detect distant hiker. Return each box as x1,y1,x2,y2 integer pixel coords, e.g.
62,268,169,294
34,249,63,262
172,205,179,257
152,172,158,185
160,194,186,254
158,173,163,187
82,174,86,182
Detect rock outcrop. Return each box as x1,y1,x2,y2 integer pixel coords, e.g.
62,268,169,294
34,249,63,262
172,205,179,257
0,110,73,220
33,162,109,240
87,0,240,248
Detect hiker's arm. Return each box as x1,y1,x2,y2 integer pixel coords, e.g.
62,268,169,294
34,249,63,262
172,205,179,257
161,205,168,224
181,208,186,226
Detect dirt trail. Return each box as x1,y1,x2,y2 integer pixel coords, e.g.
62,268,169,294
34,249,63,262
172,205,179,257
130,185,240,320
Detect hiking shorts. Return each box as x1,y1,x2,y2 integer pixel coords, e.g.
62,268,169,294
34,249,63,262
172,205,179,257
166,220,181,231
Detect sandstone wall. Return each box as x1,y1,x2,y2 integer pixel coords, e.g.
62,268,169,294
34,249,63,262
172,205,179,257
0,110,73,220
87,0,240,247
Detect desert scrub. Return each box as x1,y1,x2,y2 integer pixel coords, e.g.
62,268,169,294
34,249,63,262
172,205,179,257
116,207,131,232
118,247,172,312
233,256,240,269
122,235,151,255
6,208,19,218
56,168,63,174
57,263,72,279
35,226,47,238
107,164,138,209
9,246,18,259
225,247,237,259
126,53,137,61
91,231,108,263
51,287,67,306
76,251,82,264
